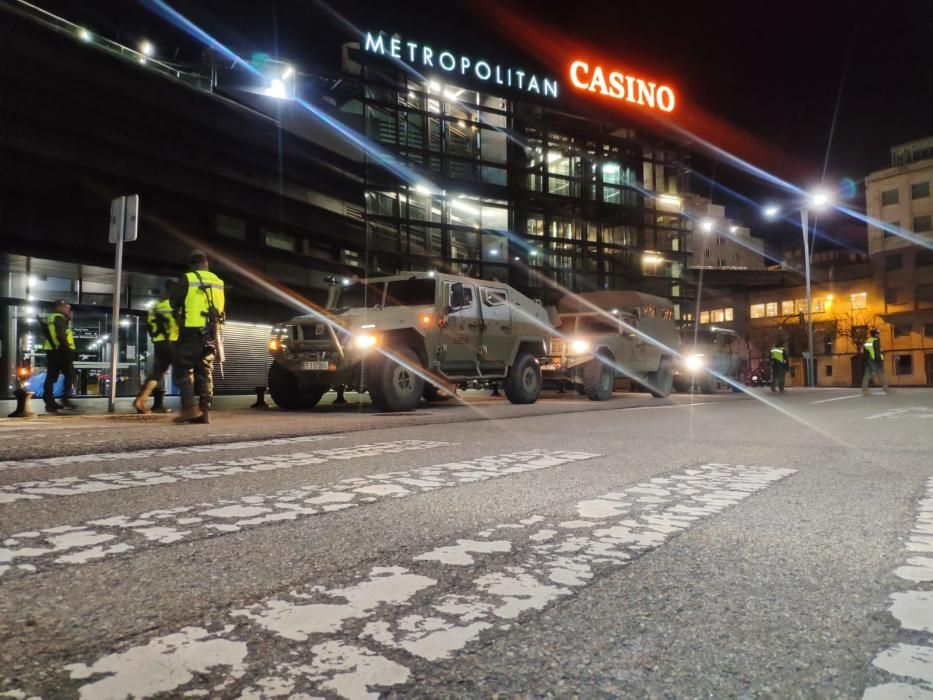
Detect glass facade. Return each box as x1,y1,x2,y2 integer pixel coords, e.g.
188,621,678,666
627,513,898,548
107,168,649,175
356,67,690,312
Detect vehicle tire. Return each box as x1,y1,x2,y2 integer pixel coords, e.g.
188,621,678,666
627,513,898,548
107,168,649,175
368,347,425,412
582,359,613,401
504,351,542,405
672,376,690,393
423,384,452,402
647,359,674,398
698,373,716,394
575,383,586,396
268,361,328,410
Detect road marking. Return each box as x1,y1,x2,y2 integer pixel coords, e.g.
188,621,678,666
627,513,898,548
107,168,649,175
0,450,599,578
811,394,862,404
59,462,794,700
864,478,933,698
0,434,347,473
866,407,933,420
0,440,448,504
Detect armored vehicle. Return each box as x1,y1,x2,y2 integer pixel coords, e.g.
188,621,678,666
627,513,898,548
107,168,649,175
267,272,552,412
674,326,748,394
541,291,679,400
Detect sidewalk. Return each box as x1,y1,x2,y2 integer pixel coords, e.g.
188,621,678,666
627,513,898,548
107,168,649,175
0,392,265,418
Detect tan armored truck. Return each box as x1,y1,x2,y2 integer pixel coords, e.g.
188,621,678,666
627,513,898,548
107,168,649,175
267,272,553,412
674,326,748,394
541,290,679,400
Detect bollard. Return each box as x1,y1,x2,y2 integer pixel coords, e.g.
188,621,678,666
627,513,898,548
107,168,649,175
8,389,36,418
251,385,270,409
151,388,171,413
332,385,348,405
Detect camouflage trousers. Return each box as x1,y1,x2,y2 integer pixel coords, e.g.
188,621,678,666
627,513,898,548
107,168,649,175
172,331,215,408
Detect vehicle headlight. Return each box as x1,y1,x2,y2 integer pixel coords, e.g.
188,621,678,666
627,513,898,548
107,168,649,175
268,338,280,352
570,339,591,354
685,354,705,371
352,333,379,350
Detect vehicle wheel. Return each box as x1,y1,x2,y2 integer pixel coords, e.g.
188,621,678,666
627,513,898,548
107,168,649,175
504,351,542,405
672,376,690,393
698,374,716,394
647,359,674,398
730,381,744,393
582,359,613,401
423,384,453,402
268,361,328,410
368,347,425,412
575,383,586,396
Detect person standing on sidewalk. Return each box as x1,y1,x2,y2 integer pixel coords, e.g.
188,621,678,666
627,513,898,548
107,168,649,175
861,328,892,396
170,250,225,424
769,340,789,393
41,299,78,413
133,279,179,414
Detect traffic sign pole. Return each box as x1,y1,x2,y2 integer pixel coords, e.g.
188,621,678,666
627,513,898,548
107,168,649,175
107,195,139,413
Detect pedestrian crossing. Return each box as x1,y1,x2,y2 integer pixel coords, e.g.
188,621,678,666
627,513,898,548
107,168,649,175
49,462,794,700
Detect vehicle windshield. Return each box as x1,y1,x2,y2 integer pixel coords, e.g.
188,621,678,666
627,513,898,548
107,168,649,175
689,330,734,345
335,278,436,309
561,314,625,335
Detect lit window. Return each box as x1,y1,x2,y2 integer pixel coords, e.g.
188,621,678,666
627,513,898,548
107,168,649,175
711,309,724,323
794,299,806,313
781,300,794,316
750,304,765,319
699,311,710,324
765,302,778,317
724,307,734,321
851,292,867,310
813,298,825,312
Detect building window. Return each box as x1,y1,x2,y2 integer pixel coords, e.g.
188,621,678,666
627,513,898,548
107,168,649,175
881,189,899,205
886,254,903,271
765,302,778,317
704,249,711,259
781,300,794,316
911,182,930,200
264,229,298,252
923,322,933,339
915,215,933,233
215,214,247,240
750,303,765,319
794,298,806,313
812,298,826,313
825,364,833,377
917,284,933,302
917,250,933,267
885,288,900,305
893,323,912,337
717,258,726,266
724,307,734,321
710,309,725,323
894,354,913,376
883,222,899,239
716,236,725,246
699,311,710,324
850,292,867,310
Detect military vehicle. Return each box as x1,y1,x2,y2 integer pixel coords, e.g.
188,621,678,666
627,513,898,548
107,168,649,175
674,326,748,394
267,272,553,412
541,291,679,400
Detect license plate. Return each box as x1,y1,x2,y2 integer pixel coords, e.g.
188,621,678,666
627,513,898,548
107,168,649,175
541,364,560,371
302,361,331,371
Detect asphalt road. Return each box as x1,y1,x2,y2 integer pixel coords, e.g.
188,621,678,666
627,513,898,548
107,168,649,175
0,387,931,699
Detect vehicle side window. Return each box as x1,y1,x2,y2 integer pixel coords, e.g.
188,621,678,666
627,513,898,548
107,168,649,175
482,288,508,306
449,284,474,309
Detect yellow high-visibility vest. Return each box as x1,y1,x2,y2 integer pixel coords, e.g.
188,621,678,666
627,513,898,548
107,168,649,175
43,312,75,350
147,298,179,342
770,347,785,363
182,270,225,328
864,337,882,361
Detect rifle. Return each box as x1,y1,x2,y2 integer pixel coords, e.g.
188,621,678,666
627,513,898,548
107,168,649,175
37,313,57,350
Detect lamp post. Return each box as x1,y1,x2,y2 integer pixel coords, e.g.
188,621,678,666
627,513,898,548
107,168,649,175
764,191,831,387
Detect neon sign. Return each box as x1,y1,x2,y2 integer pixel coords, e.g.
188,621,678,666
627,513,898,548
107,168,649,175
569,60,675,113
364,32,559,99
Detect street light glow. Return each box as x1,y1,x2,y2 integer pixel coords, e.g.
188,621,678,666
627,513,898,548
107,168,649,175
140,40,154,56
701,219,714,233
729,225,738,233
764,205,780,219
810,190,831,209
281,65,294,79
79,28,92,42
264,79,288,99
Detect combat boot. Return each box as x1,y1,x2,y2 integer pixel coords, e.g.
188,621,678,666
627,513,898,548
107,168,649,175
190,397,212,424
151,389,171,413
173,404,203,424
133,380,158,415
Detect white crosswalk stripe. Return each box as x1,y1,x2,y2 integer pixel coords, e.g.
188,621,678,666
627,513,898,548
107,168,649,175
0,450,599,578
0,440,449,503
59,462,795,700
864,478,933,699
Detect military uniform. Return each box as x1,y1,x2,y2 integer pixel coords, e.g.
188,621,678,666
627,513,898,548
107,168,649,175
170,257,225,423
42,305,76,412
861,333,891,395
769,345,788,393
133,292,179,414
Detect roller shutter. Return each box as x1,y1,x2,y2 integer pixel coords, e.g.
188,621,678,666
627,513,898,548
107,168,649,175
212,321,273,394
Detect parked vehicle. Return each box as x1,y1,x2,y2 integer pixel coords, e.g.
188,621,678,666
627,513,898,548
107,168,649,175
674,326,749,394
541,290,679,400
267,272,553,411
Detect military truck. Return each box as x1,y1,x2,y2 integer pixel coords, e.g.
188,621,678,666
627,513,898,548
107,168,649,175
267,272,553,412
541,291,679,400
674,326,748,394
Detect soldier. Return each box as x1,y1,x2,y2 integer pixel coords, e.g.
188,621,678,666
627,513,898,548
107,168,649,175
41,299,77,413
133,280,179,414
769,340,789,393
170,250,226,424
861,328,892,396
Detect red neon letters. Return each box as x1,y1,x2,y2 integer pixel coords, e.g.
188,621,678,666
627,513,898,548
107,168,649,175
569,60,675,113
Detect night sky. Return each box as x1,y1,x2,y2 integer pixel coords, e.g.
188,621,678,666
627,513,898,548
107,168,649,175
33,0,933,248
